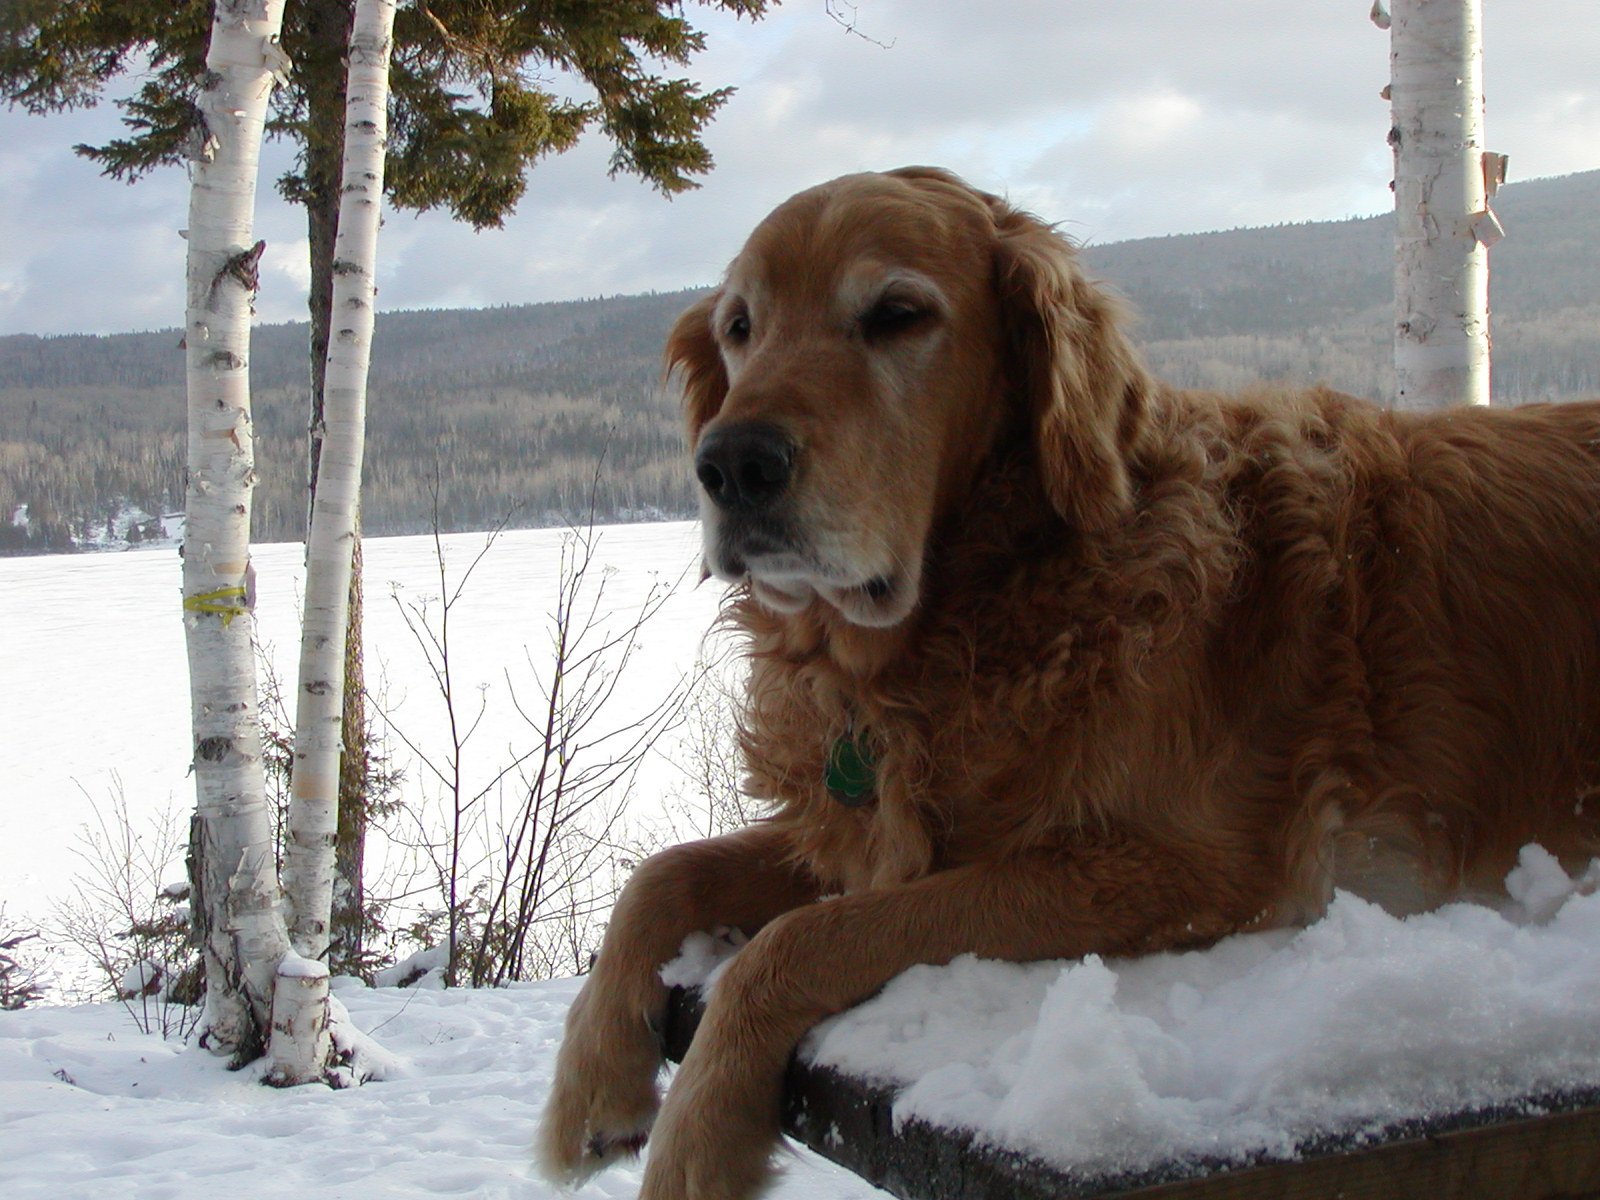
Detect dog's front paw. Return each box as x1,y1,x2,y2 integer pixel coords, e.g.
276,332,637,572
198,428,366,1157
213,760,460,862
637,1055,781,1200
537,987,665,1184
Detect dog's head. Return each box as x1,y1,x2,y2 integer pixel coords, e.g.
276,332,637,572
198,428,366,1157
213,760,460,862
669,167,1149,629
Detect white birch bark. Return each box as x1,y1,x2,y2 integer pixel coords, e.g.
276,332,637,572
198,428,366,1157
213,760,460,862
181,0,292,1060
264,953,333,1087
1382,0,1502,410
282,0,397,961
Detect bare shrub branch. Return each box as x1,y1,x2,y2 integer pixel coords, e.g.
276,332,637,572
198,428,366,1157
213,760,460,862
51,782,202,1038
378,509,691,987
0,910,48,1011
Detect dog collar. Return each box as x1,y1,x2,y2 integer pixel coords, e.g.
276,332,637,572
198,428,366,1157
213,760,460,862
825,730,876,808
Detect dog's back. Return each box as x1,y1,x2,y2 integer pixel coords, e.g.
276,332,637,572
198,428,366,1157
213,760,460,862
1187,391,1600,914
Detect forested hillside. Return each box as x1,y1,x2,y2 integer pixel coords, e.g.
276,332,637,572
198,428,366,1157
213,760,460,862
3,170,1597,553
1093,168,1600,404
0,290,697,551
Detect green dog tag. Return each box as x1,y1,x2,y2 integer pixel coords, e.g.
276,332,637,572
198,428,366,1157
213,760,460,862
825,733,876,807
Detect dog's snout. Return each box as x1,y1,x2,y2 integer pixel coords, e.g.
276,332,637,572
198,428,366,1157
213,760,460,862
695,423,796,511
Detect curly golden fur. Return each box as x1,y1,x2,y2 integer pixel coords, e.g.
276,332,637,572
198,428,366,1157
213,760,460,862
540,168,1600,1200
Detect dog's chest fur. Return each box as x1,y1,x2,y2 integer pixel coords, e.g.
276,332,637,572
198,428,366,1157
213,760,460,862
733,418,1248,891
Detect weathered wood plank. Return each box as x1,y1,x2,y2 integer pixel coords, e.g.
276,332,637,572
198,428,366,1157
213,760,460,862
661,986,1600,1200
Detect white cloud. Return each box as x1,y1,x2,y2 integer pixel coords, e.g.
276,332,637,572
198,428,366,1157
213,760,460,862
1087,90,1207,166
260,236,313,295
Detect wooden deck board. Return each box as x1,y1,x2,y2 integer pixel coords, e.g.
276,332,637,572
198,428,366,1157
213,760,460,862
662,986,1600,1200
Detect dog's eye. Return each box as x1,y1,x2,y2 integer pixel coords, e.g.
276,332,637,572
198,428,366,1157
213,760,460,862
860,297,929,339
725,312,752,342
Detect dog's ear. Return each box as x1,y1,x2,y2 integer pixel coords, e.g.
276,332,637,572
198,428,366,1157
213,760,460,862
665,291,728,440
991,205,1150,532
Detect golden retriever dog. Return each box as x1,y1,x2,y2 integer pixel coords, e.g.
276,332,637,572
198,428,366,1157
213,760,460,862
539,167,1600,1199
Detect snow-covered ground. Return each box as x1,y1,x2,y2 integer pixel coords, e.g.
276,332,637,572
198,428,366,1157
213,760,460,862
0,976,893,1200
3,524,1599,1198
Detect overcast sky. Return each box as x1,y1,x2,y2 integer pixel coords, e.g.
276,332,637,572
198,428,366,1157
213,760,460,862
1,0,1596,337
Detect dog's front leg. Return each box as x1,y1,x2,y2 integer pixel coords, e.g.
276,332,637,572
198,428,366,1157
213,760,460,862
538,824,820,1184
638,839,1266,1200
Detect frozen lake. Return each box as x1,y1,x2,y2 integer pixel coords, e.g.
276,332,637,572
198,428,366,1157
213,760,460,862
0,521,724,932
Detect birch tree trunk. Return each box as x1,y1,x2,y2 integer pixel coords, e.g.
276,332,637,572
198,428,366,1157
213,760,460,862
1381,0,1503,410
294,0,373,980
181,0,292,1063
282,0,396,959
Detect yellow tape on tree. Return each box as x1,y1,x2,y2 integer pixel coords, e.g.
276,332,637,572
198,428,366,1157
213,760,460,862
183,585,249,628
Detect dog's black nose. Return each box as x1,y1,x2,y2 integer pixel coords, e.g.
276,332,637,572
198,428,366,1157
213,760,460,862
694,423,796,511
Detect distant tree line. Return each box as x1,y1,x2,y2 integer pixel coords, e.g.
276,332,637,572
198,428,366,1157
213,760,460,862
0,386,185,552
4,170,1599,555
0,290,702,550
